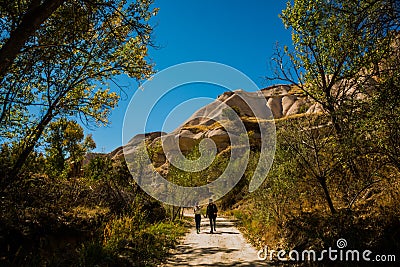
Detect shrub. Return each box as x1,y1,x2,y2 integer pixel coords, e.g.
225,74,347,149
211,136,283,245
101,216,186,266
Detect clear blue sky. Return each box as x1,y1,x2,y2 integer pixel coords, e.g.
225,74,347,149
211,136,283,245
87,0,293,153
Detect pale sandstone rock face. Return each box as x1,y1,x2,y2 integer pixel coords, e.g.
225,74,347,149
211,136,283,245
224,93,254,117
217,91,234,102
261,84,290,97
110,80,378,179
306,102,324,114
111,131,165,160
206,128,230,151
267,96,283,119
281,95,297,116
177,130,202,152
112,85,318,168
286,98,308,116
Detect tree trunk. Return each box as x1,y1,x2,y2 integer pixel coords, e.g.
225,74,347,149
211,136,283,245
0,0,66,81
319,176,336,214
330,111,343,138
10,109,54,179
172,207,181,221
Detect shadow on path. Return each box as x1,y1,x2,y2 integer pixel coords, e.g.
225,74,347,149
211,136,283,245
162,216,269,266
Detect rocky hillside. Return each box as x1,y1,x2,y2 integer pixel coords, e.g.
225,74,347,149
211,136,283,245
111,84,323,174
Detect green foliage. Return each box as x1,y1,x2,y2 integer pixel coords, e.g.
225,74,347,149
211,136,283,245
1,145,46,179
102,216,185,265
78,241,115,267
241,0,400,244
219,151,260,209
0,155,179,266
167,144,212,187
276,0,399,137
85,156,114,180
112,157,134,187
280,0,398,82
146,138,164,165
254,140,303,225
44,118,96,178
76,210,186,266
0,0,157,176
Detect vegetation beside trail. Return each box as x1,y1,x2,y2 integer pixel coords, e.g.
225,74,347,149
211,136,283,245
0,147,188,266
1,0,400,266
222,0,400,265
0,1,190,265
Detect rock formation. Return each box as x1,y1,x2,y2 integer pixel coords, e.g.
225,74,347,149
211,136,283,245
111,84,321,173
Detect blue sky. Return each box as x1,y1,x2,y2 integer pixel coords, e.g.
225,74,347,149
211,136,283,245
88,1,293,153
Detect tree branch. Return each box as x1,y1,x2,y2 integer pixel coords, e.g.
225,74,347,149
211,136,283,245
0,0,66,82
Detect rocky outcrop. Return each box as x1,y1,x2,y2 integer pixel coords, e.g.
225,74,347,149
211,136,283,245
206,129,230,151
111,131,166,160
267,97,283,118
286,98,308,115
110,85,321,169
260,84,321,117
282,95,296,115
306,103,324,114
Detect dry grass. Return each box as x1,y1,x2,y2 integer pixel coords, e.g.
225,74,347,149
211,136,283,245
181,121,222,133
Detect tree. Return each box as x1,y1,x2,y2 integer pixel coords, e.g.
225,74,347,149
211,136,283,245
268,0,400,214
274,0,399,135
0,0,66,81
367,34,400,171
280,115,340,214
45,118,96,178
85,155,113,181
0,0,157,179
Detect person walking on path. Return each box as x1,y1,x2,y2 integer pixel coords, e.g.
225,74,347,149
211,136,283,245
194,203,202,234
205,198,218,233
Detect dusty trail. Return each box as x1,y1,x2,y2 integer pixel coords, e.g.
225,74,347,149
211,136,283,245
162,214,268,266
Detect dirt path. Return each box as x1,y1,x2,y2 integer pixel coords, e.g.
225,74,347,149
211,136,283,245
162,214,268,266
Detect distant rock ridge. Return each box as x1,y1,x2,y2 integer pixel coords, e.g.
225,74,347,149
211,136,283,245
110,84,320,166
176,84,319,128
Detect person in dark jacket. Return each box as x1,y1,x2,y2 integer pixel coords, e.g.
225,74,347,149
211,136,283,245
205,198,218,233
194,202,202,234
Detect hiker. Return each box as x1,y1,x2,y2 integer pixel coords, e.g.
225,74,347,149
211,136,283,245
194,203,202,234
205,198,218,233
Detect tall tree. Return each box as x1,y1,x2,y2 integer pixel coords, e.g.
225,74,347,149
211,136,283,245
0,0,157,179
0,0,66,81
269,0,400,214
45,118,96,178
274,0,399,134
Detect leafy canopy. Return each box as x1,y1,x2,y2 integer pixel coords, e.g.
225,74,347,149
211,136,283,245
277,0,399,112
0,0,158,175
